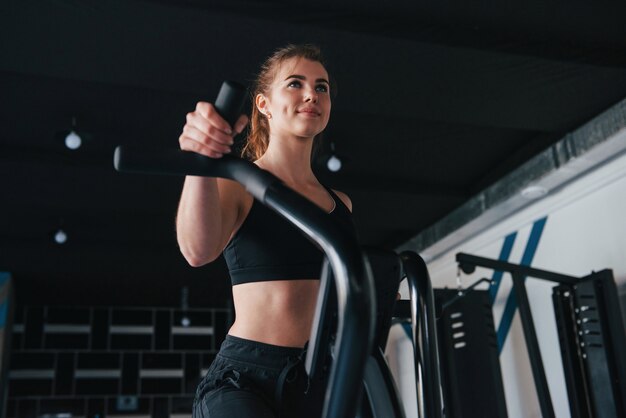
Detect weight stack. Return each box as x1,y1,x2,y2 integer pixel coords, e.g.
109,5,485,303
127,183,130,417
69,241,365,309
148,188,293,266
553,269,626,418
435,289,507,418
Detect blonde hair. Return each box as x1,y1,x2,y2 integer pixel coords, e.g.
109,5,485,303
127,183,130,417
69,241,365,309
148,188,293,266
242,44,330,161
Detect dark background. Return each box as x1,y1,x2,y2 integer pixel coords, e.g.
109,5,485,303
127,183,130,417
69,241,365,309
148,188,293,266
2,0,626,307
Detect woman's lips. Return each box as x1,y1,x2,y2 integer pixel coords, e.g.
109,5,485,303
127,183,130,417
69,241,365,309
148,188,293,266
297,108,321,116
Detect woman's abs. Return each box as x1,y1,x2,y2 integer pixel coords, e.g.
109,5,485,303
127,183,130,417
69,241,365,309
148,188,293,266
229,279,321,347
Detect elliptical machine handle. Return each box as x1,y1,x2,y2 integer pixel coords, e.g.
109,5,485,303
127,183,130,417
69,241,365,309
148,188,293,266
214,80,248,128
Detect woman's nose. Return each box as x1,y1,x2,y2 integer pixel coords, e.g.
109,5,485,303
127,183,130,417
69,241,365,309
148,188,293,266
305,87,318,103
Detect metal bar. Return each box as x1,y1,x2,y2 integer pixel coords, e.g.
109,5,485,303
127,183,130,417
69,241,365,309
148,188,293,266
265,187,375,418
511,272,555,418
401,251,444,418
405,264,425,418
456,253,579,285
441,278,492,312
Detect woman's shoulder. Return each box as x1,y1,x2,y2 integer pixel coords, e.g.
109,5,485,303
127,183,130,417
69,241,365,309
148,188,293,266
330,188,352,212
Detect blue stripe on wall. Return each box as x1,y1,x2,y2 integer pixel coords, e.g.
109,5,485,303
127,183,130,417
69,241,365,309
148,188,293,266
0,302,7,328
0,272,10,327
401,322,412,340
489,232,517,303
0,272,10,287
497,217,547,352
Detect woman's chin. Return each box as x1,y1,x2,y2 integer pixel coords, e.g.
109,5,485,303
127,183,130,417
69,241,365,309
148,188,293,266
295,124,327,139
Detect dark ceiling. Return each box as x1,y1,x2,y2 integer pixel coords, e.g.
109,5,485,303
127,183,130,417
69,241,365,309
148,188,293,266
2,0,626,307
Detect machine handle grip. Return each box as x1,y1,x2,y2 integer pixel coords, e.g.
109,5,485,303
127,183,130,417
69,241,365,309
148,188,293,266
214,80,247,127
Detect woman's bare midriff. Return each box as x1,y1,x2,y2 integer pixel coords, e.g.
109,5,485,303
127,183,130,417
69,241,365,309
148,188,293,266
228,279,321,348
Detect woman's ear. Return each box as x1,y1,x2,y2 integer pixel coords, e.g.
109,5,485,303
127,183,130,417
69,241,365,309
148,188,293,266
256,93,268,115
256,94,273,119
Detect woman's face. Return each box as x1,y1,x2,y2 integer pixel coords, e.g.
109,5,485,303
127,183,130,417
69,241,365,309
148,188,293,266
258,57,331,140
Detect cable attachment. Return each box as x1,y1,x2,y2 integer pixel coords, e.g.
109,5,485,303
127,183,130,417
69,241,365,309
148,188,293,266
456,266,464,297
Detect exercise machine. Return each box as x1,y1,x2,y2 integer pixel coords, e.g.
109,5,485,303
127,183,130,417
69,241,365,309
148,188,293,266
456,253,626,418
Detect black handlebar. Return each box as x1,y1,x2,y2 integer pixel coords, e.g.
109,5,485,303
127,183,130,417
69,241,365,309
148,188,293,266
401,251,444,418
214,80,247,127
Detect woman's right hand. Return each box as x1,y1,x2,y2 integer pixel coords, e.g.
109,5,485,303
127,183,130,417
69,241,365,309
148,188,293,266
179,102,249,158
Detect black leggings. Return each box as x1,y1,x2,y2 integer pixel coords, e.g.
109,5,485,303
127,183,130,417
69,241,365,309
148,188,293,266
193,335,327,418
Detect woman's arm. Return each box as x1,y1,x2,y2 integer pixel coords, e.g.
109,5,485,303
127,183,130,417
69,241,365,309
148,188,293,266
175,101,248,266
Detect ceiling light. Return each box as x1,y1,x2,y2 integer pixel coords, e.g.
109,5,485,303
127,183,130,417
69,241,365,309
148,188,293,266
327,155,342,172
521,185,548,200
54,229,68,244
180,286,190,326
64,116,82,150
326,140,342,172
65,130,82,150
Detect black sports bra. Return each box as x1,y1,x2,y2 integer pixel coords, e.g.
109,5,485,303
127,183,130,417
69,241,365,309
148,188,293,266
223,187,355,285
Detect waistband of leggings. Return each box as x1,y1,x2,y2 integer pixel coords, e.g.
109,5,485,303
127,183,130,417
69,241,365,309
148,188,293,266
217,335,305,369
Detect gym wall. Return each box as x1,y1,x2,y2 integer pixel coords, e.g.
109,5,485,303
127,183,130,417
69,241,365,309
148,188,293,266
412,145,626,417
4,305,233,418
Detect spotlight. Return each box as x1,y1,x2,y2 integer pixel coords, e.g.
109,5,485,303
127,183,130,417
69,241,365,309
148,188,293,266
326,140,342,172
63,116,82,150
180,286,190,326
65,130,82,150
521,185,548,200
54,229,68,244
327,155,342,172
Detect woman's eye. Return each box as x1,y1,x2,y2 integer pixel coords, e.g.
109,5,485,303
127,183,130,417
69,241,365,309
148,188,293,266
316,84,329,93
287,80,302,88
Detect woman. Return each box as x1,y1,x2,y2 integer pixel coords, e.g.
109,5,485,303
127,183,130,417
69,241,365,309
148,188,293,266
176,44,354,418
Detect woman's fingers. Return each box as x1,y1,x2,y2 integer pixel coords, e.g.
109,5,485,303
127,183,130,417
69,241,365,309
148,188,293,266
181,126,232,154
234,114,249,134
179,134,224,159
179,131,231,159
179,102,231,159
185,112,233,146
179,102,248,159
195,102,233,135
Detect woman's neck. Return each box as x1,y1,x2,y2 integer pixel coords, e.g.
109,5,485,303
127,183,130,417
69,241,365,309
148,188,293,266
256,134,317,185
